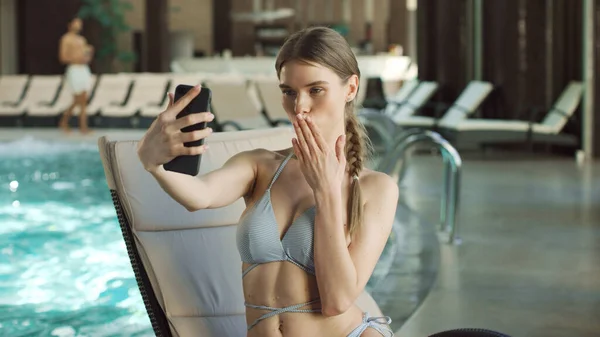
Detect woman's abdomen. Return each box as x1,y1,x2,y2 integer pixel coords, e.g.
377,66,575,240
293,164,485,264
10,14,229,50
243,261,363,337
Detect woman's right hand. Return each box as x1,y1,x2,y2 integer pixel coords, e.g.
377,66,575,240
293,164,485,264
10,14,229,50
137,85,214,173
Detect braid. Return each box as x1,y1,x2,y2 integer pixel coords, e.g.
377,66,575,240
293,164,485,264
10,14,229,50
345,112,365,179
344,101,372,238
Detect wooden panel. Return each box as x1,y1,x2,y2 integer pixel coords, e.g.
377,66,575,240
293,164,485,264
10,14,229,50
524,0,548,110
231,0,255,56
171,0,212,55
416,0,437,81
306,0,322,25
17,0,82,74
145,0,169,72
350,0,366,45
434,0,469,102
332,0,343,23
213,0,232,54
481,0,521,119
388,0,407,48
372,0,388,52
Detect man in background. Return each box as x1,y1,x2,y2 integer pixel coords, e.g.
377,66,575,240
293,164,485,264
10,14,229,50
58,17,94,134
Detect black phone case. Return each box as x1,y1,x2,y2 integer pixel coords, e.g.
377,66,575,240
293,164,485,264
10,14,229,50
163,85,212,176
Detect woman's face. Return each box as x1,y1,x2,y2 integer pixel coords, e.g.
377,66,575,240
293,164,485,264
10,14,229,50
279,60,358,141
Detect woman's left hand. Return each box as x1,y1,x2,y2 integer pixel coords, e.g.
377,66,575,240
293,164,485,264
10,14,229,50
292,114,346,195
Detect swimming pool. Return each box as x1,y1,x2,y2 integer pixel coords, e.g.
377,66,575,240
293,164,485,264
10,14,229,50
0,137,153,337
0,136,398,337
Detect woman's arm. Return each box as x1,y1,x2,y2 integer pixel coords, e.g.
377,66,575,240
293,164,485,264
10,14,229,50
313,172,398,316
149,149,258,212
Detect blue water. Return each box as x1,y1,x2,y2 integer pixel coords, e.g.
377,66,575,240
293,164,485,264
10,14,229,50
0,137,397,337
0,138,153,337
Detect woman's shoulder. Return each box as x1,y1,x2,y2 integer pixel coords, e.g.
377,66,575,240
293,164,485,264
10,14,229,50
235,147,293,167
359,168,399,203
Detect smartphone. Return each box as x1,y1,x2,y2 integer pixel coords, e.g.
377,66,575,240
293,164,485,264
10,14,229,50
163,84,212,176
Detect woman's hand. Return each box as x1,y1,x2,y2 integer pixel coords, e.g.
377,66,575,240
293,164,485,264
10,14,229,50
292,114,346,195
137,85,215,173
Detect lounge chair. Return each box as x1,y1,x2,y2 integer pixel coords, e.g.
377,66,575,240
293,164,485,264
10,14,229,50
139,74,205,118
25,75,98,126
252,75,291,126
86,73,133,119
204,75,271,131
0,75,30,125
358,81,439,153
385,79,420,111
438,81,583,149
100,73,170,127
0,75,62,125
0,75,30,107
393,81,494,128
97,127,387,337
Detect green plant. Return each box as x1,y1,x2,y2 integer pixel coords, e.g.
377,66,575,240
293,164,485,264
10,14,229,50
78,0,136,72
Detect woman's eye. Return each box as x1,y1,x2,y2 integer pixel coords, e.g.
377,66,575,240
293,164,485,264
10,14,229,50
282,90,296,96
310,87,323,94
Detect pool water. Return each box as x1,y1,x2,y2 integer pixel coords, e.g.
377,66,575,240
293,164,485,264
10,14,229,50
0,138,153,337
0,137,396,337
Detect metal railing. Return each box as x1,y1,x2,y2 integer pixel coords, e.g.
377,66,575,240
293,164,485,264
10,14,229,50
358,109,398,154
378,129,463,245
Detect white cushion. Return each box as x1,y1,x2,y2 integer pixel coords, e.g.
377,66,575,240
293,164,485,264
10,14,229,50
437,81,494,127
390,82,439,121
540,82,583,133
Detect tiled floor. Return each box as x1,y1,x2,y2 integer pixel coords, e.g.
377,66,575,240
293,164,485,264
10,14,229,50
390,152,600,337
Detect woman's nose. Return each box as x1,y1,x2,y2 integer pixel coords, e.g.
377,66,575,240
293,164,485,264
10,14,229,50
294,95,310,115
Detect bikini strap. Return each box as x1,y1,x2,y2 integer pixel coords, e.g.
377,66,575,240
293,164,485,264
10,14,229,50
267,152,294,190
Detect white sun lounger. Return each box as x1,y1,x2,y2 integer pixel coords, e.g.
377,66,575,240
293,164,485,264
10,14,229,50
394,81,494,128
358,81,439,153
86,73,134,116
439,81,584,148
0,75,30,108
101,73,170,118
204,75,271,131
252,75,290,126
139,74,205,118
27,75,98,118
0,75,62,116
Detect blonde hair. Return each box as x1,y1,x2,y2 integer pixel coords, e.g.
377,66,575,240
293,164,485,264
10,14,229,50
275,26,372,238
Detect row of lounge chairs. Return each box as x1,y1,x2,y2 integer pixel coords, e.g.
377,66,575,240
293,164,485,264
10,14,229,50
360,79,583,151
0,73,309,130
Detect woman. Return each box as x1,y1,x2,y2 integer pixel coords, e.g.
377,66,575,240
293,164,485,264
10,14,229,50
137,27,399,337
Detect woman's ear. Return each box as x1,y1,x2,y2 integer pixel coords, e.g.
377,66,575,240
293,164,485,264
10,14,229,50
346,74,360,102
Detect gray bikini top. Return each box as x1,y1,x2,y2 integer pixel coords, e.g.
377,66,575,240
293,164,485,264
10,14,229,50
236,152,316,277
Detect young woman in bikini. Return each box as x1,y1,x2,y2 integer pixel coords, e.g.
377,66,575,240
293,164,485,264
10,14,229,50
137,26,398,337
